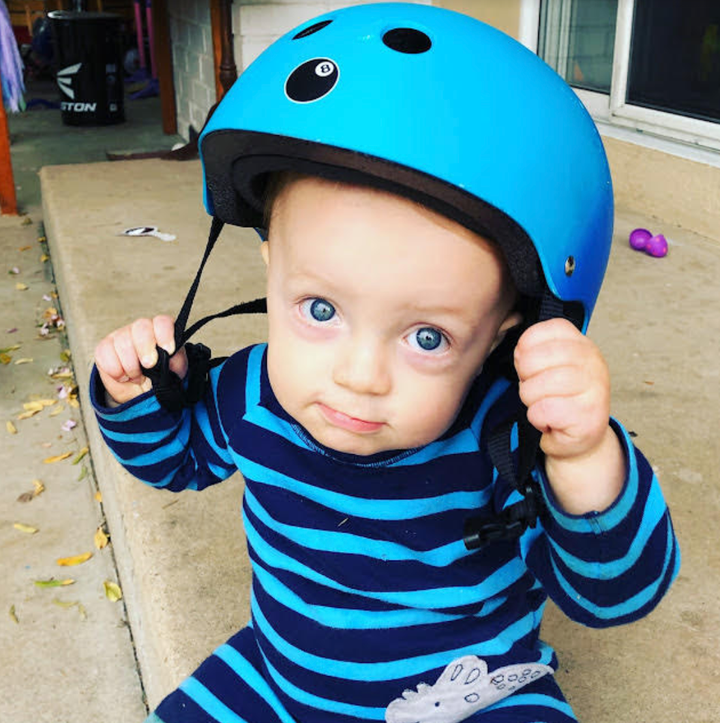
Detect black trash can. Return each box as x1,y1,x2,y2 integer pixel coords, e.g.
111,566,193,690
49,11,125,126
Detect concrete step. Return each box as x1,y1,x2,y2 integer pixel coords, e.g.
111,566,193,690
40,158,720,720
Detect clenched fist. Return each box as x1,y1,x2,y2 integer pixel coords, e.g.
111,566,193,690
94,315,188,405
514,318,624,514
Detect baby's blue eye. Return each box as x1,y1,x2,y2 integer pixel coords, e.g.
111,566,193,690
309,298,335,322
415,327,443,351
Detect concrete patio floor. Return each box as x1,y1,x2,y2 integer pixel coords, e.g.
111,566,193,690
30,154,720,721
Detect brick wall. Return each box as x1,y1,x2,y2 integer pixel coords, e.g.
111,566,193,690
169,1,215,139
173,1,430,140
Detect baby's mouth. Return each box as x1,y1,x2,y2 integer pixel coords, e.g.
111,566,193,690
316,403,384,434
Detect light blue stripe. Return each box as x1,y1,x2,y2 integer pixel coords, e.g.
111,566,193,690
179,678,249,723
194,396,234,466
259,650,387,720
244,513,526,607
549,517,678,619
212,644,295,723
548,480,668,579
100,425,177,444
252,562,506,629
245,487,474,567
244,344,265,408
253,562,464,627
542,421,639,533
487,691,576,718
390,428,479,466
233,453,487,520
252,594,538,681
116,418,191,467
94,389,161,422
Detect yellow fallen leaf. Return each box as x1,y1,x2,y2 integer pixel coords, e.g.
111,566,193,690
25,399,56,410
68,398,79,409
103,581,123,602
0,344,21,353
38,235,46,242
40,254,49,263
9,605,18,624
43,451,73,464
78,466,88,481
14,522,39,534
6,421,17,434
17,409,41,420
14,358,33,365
56,552,93,567
0,353,11,365
35,578,74,588
15,282,28,291
49,403,65,417
60,350,72,363
18,244,32,251
72,447,89,465
94,491,103,503
94,526,109,549
33,479,45,495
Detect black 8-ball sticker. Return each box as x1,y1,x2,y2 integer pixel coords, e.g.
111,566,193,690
285,58,339,103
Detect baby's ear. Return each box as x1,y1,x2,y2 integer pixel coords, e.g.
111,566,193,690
490,310,523,353
260,241,270,266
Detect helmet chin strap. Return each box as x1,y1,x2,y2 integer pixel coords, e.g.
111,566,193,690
140,218,267,413
463,292,565,550
142,218,563,548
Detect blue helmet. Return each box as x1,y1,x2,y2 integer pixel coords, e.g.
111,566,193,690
199,2,613,328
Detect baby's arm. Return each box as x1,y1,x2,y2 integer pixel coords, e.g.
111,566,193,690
91,316,236,492
94,315,188,406
514,318,624,514
513,319,679,626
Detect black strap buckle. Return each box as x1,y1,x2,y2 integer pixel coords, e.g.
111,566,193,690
463,482,543,550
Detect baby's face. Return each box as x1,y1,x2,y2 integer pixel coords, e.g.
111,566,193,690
262,176,519,456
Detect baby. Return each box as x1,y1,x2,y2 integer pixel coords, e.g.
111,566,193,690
91,5,679,723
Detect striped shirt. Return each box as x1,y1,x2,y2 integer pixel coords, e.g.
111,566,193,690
91,343,679,722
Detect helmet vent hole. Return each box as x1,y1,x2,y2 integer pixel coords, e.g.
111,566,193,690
293,20,333,39
382,28,432,54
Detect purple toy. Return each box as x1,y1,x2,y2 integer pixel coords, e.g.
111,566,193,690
629,228,668,258
629,228,652,250
645,233,668,258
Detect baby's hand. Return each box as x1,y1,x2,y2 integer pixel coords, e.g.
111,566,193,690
94,315,188,405
514,318,624,514
514,318,610,460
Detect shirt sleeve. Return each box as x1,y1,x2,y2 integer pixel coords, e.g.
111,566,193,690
519,419,680,628
89,359,237,492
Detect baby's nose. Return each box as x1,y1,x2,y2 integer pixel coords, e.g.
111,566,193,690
332,336,391,396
